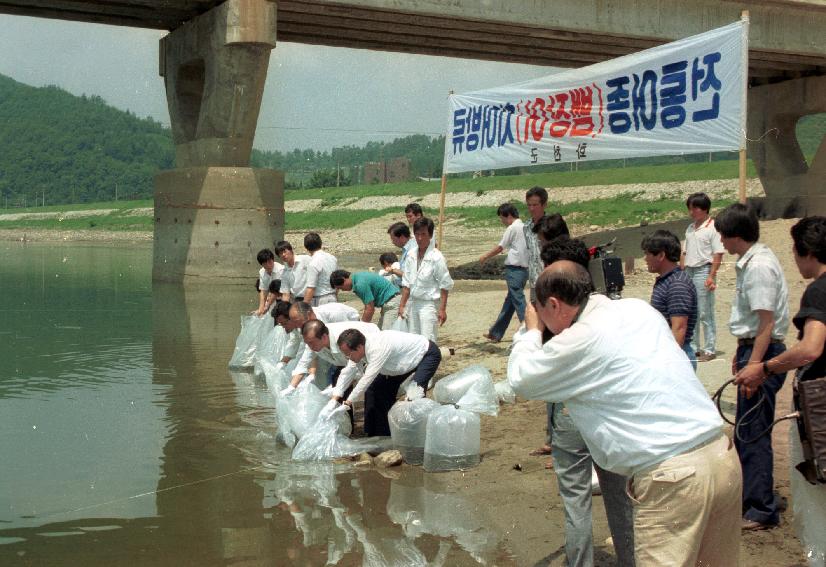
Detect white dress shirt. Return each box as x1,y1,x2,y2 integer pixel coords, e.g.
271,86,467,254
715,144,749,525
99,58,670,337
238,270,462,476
399,239,417,272
401,243,454,301
499,218,529,267
259,263,284,291
293,322,379,374
683,218,724,267
280,254,311,298
292,305,361,374
507,294,723,477
336,330,430,403
305,249,338,297
729,243,790,340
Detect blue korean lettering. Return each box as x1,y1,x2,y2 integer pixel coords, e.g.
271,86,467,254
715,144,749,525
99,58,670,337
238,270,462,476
660,60,687,129
632,70,658,131
691,52,722,122
606,76,632,134
452,108,468,154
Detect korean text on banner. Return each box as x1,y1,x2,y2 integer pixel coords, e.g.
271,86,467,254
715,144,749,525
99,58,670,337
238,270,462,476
443,21,747,174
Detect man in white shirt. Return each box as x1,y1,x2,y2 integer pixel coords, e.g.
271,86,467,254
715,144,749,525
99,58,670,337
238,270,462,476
508,261,740,566
276,240,311,302
715,203,790,531
254,248,284,316
387,222,417,279
330,328,441,436
398,217,454,343
284,319,380,399
680,193,725,362
303,232,338,306
479,203,529,342
276,301,358,386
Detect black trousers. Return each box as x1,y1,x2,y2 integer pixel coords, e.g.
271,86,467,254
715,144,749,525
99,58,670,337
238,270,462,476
363,341,441,436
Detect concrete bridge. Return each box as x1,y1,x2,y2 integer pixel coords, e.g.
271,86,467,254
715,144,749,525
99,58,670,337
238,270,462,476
2,0,824,281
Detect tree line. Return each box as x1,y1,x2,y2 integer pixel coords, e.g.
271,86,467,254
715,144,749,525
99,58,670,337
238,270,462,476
0,73,823,207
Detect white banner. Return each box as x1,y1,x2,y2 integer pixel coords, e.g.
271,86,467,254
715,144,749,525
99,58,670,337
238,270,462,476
444,21,747,174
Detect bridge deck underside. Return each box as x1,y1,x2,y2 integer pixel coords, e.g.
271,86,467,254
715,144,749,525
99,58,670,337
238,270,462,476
0,0,824,83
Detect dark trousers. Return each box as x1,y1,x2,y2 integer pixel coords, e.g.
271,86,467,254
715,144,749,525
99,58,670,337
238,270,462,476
735,342,787,525
363,341,442,436
328,365,354,428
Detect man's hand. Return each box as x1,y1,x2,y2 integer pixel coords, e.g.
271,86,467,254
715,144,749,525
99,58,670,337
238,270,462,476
735,362,765,399
438,308,447,326
730,353,738,376
279,385,296,397
479,254,488,265
704,276,717,291
320,385,335,397
397,304,406,319
303,373,316,384
319,399,347,421
524,303,546,333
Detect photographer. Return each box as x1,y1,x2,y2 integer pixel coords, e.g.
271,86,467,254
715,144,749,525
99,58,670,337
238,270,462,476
508,261,739,566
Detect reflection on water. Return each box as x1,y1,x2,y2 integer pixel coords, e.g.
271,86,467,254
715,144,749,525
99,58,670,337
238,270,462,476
0,242,511,565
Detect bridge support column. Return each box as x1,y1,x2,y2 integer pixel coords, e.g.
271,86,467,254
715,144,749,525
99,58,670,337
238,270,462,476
747,76,826,218
154,0,282,283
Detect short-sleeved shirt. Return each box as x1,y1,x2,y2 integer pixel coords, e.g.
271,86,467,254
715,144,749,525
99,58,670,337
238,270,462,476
729,243,790,340
305,249,338,297
684,217,724,267
351,272,400,308
793,274,826,381
523,217,544,288
650,267,697,346
279,254,310,298
258,263,284,292
500,218,529,268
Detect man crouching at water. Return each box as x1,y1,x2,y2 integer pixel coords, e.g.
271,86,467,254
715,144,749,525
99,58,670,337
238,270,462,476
507,261,741,566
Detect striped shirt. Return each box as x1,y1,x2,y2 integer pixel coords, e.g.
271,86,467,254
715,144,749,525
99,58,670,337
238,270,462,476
651,267,697,346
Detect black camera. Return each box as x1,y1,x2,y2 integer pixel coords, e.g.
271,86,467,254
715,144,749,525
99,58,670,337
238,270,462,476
589,239,625,300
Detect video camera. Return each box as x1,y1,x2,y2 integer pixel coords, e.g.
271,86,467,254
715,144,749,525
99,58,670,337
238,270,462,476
588,238,625,300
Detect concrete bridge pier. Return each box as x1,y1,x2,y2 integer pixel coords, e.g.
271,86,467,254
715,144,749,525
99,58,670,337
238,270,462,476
153,0,283,283
747,75,826,219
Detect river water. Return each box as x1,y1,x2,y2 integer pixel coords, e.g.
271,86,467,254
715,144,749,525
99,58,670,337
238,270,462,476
0,242,513,566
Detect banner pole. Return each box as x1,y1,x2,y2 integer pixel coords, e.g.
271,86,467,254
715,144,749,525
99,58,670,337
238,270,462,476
437,90,454,249
437,174,447,248
739,10,750,204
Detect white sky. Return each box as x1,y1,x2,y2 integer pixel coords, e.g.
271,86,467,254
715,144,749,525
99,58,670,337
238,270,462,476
0,14,554,153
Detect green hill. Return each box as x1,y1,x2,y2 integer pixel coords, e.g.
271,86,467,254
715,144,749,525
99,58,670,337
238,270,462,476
0,74,174,206
0,72,823,208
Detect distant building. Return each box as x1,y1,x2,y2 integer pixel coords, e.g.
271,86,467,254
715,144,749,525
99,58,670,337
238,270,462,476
363,157,411,184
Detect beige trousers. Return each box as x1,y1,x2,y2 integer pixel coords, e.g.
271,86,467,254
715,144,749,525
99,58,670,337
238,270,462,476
628,433,742,567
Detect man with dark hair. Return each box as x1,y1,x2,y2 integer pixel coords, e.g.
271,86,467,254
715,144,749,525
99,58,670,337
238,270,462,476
254,248,284,316
479,203,529,342
736,216,826,552
681,192,724,362
540,235,590,269
524,186,549,300
537,213,570,244
330,269,401,329
508,261,740,565
642,230,698,368
404,203,424,226
279,301,359,392
715,202,789,531
327,328,441,436
275,240,310,303
303,232,338,306
281,318,379,395
537,238,636,567
398,217,454,343
387,222,416,280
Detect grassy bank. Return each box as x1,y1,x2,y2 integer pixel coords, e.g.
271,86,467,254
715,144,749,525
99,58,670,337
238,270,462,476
0,159,750,233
